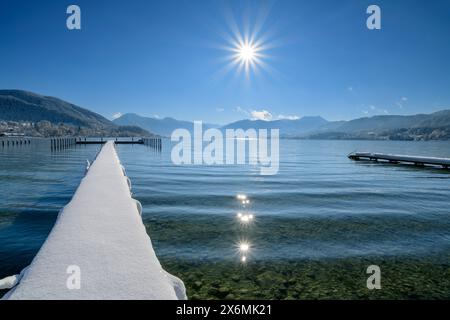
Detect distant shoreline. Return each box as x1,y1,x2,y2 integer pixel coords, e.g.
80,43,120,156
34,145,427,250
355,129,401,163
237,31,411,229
2,134,450,142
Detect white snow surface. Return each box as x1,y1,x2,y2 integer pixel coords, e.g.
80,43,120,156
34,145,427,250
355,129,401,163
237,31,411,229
3,141,186,300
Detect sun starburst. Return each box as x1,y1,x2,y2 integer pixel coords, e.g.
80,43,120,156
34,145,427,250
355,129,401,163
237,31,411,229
228,37,266,77
216,5,280,79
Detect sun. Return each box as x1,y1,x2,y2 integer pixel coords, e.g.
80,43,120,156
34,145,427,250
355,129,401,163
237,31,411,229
229,39,264,77
238,43,256,62
219,7,278,79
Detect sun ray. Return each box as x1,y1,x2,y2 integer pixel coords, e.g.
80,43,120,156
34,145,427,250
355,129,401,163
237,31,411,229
228,37,266,78
215,4,282,80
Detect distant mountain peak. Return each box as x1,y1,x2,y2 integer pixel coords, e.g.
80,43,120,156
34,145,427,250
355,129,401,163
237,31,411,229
113,113,218,137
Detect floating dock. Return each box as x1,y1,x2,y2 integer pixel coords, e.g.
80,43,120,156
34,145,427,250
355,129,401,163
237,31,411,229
76,138,144,145
2,141,185,300
348,152,450,169
76,137,162,149
76,140,144,144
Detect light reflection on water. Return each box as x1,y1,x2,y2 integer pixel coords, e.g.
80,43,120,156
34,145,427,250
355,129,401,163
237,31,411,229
235,194,253,263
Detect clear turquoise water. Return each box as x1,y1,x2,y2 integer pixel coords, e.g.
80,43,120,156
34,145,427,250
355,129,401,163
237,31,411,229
1,139,450,298
117,139,450,262
0,144,102,278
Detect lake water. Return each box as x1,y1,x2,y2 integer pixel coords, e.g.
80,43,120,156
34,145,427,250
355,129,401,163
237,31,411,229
1,139,450,299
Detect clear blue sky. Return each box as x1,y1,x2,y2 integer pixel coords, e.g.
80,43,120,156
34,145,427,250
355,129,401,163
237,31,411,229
1,0,450,124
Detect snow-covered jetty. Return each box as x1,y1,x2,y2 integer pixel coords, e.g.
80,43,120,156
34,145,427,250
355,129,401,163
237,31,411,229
348,152,450,169
2,141,185,300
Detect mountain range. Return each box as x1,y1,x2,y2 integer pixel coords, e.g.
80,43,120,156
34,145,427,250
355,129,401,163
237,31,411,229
306,110,450,140
0,90,152,137
222,116,331,136
114,111,450,141
112,113,218,137
113,113,334,137
2,89,450,140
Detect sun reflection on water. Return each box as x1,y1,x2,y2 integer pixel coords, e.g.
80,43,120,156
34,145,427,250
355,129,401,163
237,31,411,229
239,242,250,252
235,194,255,264
237,194,247,200
237,213,254,224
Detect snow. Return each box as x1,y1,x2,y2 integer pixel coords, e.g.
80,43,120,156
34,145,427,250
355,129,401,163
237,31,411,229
349,152,450,165
3,141,186,300
0,275,19,290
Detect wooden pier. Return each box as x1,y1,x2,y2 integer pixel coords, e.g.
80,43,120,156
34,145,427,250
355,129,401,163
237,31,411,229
76,137,162,148
348,152,450,169
76,137,144,144
76,139,144,145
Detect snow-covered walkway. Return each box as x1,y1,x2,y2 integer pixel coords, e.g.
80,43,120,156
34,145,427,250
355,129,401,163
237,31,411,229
3,141,185,300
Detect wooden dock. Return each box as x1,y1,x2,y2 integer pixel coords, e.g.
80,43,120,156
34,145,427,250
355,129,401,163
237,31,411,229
76,137,161,148
348,152,450,169
76,140,144,145
76,138,144,145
